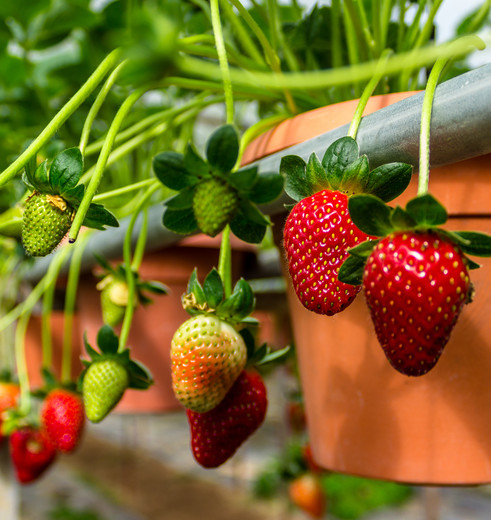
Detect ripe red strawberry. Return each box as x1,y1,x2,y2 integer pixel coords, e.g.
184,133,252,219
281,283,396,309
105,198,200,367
0,382,20,442
284,189,370,315
288,473,327,518
41,389,85,453
10,426,57,484
363,230,471,376
186,369,267,468
171,314,247,412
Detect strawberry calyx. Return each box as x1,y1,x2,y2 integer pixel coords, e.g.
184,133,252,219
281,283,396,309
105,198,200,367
338,193,491,285
153,124,284,243
281,136,412,206
79,325,153,391
22,147,118,231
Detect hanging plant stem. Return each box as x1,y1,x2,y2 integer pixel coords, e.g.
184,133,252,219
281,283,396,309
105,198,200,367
417,57,448,196
218,225,232,298
61,231,92,384
0,48,122,188
118,183,160,352
347,49,393,139
15,312,32,416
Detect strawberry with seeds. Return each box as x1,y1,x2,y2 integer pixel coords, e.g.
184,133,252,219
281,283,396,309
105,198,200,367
281,137,412,315
339,193,491,376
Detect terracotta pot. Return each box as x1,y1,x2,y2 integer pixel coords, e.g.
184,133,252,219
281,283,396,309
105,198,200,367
25,313,83,389
244,95,491,485
76,235,256,413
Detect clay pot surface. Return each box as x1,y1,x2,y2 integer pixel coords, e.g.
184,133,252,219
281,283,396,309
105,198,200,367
245,94,491,485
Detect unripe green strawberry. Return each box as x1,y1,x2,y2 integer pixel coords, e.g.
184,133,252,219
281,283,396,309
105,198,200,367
22,192,74,257
82,359,129,423
171,314,247,412
98,277,132,327
193,178,238,237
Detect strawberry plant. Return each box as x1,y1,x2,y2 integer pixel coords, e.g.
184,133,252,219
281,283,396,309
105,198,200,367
21,148,118,257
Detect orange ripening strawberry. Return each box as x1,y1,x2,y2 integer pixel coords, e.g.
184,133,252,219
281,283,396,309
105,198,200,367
186,370,267,468
171,314,247,412
281,137,412,316
288,473,327,518
0,382,20,442
41,389,85,453
363,230,471,376
10,426,57,484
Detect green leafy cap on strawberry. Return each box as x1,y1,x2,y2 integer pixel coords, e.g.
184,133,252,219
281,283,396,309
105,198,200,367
79,325,153,391
281,136,413,206
339,193,491,285
22,147,119,231
153,125,284,243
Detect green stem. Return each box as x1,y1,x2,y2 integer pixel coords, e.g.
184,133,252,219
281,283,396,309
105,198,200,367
62,231,92,384
131,207,150,271
41,274,56,371
79,60,128,156
69,86,148,243
218,225,232,298
93,178,158,203
347,49,393,139
15,312,32,416
210,0,234,125
343,0,375,61
0,48,122,188
118,184,160,352
418,57,448,196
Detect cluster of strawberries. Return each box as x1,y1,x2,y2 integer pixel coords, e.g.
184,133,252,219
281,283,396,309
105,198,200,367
0,381,84,484
282,137,491,376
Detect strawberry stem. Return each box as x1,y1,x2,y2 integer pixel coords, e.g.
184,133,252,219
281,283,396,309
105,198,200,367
15,312,32,416
119,184,159,352
210,0,234,125
0,49,122,188
347,48,392,139
218,225,233,298
69,85,148,244
417,57,448,196
62,231,92,384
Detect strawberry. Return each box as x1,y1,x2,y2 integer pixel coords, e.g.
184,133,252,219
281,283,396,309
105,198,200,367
41,389,85,453
99,278,130,327
186,369,267,468
281,137,412,316
0,382,20,441
192,178,239,237
22,192,74,257
288,473,327,519
284,189,370,315
82,359,129,423
363,230,471,376
171,314,247,412
10,426,57,484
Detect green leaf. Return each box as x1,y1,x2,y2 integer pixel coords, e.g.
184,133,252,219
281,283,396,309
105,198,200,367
138,280,168,295
366,163,413,202
153,151,198,190
452,231,491,257
347,239,378,258
205,124,239,173
63,184,85,204
29,160,51,192
183,143,210,178
230,210,267,244
249,172,284,204
82,204,119,230
49,147,83,193
97,325,119,355
203,268,224,308
255,345,291,366
340,155,370,193
128,359,153,389
348,194,394,237
280,155,309,202
164,187,195,210
305,152,325,192
465,257,482,270
322,136,359,190
186,268,207,306
163,208,199,235
229,166,258,192
217,278,255,321
337,254,366,286
239,327,256,360
390,206,417,229
405,194,447,226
